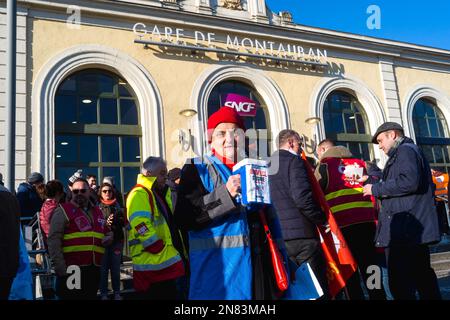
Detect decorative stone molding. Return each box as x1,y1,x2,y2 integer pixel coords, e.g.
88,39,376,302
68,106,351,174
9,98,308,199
279,11,293,23
160,0,180,9
402,85,450,140
247,0,269,23
220,0,243,10
31,45,164,181
379,58,402,125
309,76,387,163
195,0,213,14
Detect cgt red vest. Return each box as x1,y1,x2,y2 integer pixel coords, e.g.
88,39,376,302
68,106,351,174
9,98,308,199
322,157,377,228
60,203,106,267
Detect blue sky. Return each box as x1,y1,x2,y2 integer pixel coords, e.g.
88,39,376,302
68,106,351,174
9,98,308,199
265,0,450,51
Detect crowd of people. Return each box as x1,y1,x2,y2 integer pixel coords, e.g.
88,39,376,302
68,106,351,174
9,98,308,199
0,106,448,300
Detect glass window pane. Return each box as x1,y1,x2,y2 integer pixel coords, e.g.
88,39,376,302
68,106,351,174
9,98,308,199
98,74,115,94
424,102,435,117
445,146,450,163
55,95,77,124
429,119,439,137
122,136,141,162
78,73,100,96
344,114,357,134
413,100,425,118
208,89,221,112
356,114,366,134
348,143,361,159
100,98,118,124
360,143,371,161
433,146,445,164
79,97,97,124
59,77,76,93
118,84,132,97
437,119,447,138
102,167,122,193
101,136,120,162
55,135,77,163
416,118,429,137
421,145,434,164
254,108,267,130
123,167,140,194
332,112,345,133
120,99,139,125
55,166,79,190
330,94,340,111
84,168,99,182
79,135,99,163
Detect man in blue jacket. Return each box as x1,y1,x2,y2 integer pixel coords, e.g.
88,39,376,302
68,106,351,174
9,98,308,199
16,172,45,218
363,122,441,300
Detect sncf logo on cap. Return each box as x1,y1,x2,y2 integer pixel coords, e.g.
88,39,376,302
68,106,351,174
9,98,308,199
224,93,258,117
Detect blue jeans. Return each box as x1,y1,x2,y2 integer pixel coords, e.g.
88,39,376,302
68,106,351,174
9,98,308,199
99,241,123,295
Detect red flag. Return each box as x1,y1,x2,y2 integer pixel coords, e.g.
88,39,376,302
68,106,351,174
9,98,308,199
301,151,358,298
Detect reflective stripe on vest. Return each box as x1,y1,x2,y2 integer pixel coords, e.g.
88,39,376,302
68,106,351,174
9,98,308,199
330,201,374,214
63,245,105,254
133,255,182,272
325,188,364,201
63,231,104,241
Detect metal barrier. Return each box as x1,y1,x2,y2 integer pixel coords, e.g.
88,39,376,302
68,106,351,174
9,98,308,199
21,214,55,300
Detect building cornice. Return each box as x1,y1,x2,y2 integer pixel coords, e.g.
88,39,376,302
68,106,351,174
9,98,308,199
7,0,450,67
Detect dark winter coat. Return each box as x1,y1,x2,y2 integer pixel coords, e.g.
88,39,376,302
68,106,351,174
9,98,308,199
16,183,43,218
372,137,441,247
0,186,20,278
269,150,326,240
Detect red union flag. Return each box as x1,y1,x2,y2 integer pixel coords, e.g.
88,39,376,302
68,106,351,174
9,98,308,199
301,151,358,298
224,93,258,117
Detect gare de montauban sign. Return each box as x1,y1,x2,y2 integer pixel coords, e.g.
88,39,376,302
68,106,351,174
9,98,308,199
133,23,328,66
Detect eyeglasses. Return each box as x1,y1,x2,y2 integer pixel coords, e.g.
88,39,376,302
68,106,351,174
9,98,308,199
213,129,242,139
72,189,87,195
102,189,112,194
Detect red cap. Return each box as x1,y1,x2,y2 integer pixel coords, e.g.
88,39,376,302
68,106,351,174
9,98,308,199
207,107,246,143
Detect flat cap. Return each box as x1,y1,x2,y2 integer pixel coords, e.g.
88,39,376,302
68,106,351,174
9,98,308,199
371,122,404,144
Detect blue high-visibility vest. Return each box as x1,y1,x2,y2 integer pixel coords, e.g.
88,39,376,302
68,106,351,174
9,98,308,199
189,155,252,300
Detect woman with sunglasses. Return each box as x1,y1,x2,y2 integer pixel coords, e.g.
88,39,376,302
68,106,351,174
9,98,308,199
98,182,125,300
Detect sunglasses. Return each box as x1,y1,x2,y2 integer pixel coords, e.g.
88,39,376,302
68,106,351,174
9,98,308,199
72,189,87,195
102,189,112,193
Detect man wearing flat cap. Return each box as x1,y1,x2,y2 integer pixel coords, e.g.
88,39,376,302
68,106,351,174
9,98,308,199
174,106,287,300
362,122,441,300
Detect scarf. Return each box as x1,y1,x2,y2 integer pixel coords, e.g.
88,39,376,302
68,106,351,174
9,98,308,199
211,148,236,171
100,198,117,206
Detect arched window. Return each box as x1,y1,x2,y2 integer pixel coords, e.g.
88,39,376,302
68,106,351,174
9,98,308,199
413,98,450,172
323,90,372,160
55,69,142,193
207,80,271,158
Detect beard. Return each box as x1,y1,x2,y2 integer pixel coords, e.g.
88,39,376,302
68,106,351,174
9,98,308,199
73,195,89,208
